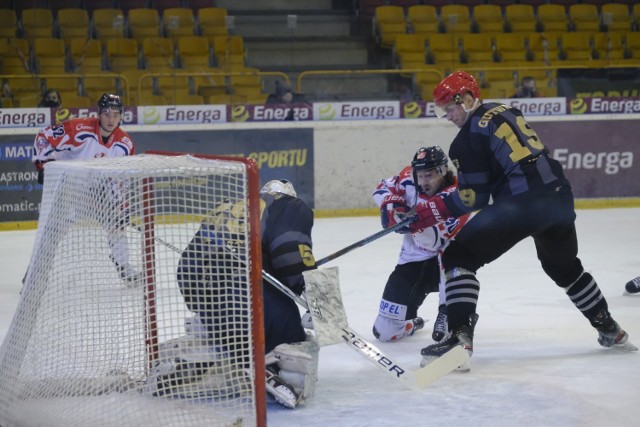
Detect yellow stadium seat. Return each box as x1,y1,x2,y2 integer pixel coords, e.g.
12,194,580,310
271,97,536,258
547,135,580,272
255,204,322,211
560,32,594,62
374,5,406,49
228,68,262,92
394,34,426,69
624,32,640,60
106,38,139,72
68,38,103,73
128,8,161,43
14,93,40,108
426,33,461,66
0,38,32,74
529,32,562,64
192,70,227,98
593,32,625,62
157,72,190,94
213,35,245,69
177,35,211,69
57,8,89,42
93,8,126,44
494,33,528,63
407,5,438,36
21,8,54,42
205,93,232,105
33,37,67,73
82,73,119,100
163,7,195,41
63,93,92,108
440,5,472,33
601,3,632,32
537,5,569,33
504,4,536,33
142,37,176,70
167,91,204,105
0,8,18,38
119,68,154,97
461,33,494,64
472,4,503,34
198,7,229,38
43,76,80,95
4,76,41,98
569,4,600,32
633,4,640,33
137,92,167,106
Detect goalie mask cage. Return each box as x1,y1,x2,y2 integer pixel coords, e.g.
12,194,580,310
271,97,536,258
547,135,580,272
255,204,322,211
0,153,266,427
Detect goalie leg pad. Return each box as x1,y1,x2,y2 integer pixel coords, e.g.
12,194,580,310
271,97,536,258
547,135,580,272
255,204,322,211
271,338,319,400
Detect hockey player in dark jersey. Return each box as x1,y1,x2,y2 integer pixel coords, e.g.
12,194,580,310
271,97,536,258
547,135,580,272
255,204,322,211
161,179,318,408
412,71,634,369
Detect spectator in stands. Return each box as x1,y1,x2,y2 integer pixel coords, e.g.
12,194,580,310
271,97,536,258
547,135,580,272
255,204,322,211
392,76,415,102
266,81,307,121
38,89,62,108
511,76,542,98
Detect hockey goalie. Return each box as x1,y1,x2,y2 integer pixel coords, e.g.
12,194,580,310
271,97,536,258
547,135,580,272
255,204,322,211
144,179,319,409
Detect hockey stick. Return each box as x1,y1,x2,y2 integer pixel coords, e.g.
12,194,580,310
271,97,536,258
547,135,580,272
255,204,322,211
315,215,415,266
265,268,469,390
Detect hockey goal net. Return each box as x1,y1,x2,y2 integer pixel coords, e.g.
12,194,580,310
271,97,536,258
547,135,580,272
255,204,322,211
0,152,266,427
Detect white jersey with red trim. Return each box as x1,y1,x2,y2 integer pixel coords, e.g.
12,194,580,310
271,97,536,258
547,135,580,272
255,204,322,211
373,165,469,265
32,117,135,171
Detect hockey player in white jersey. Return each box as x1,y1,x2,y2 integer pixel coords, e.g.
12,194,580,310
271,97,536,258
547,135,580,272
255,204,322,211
31,93,140,283
372,146,469,343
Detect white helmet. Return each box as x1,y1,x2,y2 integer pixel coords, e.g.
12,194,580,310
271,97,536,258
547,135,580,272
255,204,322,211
260,179,297,198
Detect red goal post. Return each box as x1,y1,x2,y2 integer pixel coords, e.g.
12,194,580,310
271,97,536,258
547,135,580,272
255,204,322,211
0,151,266,427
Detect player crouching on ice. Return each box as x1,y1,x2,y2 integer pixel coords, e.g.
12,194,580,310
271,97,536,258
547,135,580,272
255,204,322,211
372,146,469,343
144,179,319,409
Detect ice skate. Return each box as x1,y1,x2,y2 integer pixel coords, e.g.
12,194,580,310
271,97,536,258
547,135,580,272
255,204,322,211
432,304,448,342
117,263,143,286
624,277,640,295
420,313,478,371
266,365,300,409
409,317,425,336
591,309,637,351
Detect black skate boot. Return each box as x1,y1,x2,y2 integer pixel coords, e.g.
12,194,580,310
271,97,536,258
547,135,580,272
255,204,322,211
625,277,640,295
409,317,425,336
590,309,630,348
420,313,478,372
432,304,448,342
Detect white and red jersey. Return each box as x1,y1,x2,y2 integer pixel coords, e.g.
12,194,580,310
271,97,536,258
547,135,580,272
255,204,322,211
32,117,135,171
373,165,469,265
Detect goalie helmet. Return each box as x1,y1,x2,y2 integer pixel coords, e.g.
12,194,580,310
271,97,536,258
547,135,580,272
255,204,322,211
97,93,124,114
433,71,480,118
260,179,297,198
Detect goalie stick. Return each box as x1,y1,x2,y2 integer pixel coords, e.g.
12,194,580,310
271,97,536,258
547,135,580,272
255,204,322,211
315,215,414,266
264,268,469,390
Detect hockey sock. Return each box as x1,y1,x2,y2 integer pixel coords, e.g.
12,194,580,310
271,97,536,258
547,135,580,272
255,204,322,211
563,271,607,321
444,268,479,331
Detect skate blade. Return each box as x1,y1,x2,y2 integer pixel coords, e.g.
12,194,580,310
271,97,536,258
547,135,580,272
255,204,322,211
614,341,639,352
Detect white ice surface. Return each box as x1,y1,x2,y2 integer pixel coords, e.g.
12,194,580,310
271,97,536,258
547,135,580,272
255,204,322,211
1,208,638,427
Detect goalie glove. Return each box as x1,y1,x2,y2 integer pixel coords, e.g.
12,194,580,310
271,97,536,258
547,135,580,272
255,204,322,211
409,193,453,232
380,194,413,233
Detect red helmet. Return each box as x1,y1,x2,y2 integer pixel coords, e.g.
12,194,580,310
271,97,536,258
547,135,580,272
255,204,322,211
433,71,481,107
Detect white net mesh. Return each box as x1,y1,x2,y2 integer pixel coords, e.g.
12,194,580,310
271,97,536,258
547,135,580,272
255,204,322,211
0,154,263,427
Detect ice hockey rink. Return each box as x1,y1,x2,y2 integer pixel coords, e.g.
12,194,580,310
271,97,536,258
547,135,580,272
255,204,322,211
1,208,638,427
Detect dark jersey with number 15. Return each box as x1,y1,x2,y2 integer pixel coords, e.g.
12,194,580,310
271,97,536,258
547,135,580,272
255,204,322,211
443,102,570,217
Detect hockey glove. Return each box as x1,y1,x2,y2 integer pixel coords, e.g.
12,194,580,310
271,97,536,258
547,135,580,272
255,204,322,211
380,194,412,233
409,194,453,232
